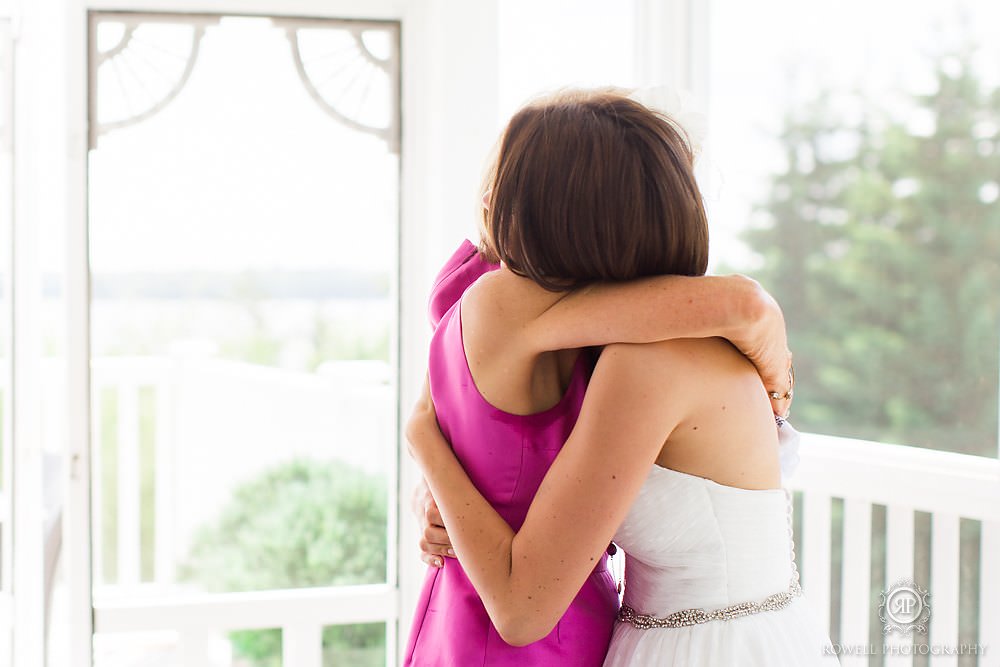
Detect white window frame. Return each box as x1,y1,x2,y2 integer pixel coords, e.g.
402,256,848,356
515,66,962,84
0,6,15,666
10,0,53,663
632,0,707,95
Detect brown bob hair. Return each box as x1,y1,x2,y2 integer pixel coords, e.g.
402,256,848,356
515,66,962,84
479,88,709,291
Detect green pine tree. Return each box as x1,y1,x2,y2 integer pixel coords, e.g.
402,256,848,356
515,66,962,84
740,52,1000,456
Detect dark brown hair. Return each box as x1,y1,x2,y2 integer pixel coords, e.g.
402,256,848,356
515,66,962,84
479,89,709,290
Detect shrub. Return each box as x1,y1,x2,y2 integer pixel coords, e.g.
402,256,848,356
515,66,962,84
181,458,387,666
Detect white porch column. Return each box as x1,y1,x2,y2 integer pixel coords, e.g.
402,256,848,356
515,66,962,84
633,0,708,96
11,0,65,664
0,9,15,666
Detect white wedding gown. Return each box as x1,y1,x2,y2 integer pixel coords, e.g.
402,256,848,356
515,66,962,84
604,426,839,666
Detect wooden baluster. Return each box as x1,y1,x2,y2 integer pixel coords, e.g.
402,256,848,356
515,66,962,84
841,499,872,665
803,492,833,635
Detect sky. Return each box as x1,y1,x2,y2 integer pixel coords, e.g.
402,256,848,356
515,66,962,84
704,0,1000,270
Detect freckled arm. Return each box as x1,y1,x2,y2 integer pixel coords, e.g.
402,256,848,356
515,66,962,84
407,345,686,646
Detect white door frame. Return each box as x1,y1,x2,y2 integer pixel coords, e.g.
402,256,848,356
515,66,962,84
633,0,708,95
11,0,61,664
0,7,15,667
59,1,500,665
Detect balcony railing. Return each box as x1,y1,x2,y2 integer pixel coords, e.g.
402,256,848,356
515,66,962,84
3,357,999,665
790,434,999,666
88,355,396,667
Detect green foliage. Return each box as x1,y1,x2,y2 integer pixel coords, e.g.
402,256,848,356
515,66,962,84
739,53,1000,455
308,305,391,370
217,303,390,370
181,459,387,666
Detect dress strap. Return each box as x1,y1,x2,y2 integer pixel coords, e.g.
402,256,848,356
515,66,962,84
427,239,498,330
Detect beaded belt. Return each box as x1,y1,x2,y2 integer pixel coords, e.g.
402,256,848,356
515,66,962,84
619,488,803,629
617,579,802,628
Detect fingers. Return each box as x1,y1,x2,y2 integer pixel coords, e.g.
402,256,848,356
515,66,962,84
419,530,455,569
419,520,455,570
413,480,454,568
425,502,444,528
420,537,455,558
420,551,444,568
766,350,794,418
420,526,454,556
770,395,791,418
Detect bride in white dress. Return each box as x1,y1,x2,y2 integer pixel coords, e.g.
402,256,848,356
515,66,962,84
408,335,838,666
603,420,835,665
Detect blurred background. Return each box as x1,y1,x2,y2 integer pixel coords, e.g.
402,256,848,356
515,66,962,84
0,0,997,666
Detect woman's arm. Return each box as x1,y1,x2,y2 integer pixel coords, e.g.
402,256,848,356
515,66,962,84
407,343,690,646
525,274,793,410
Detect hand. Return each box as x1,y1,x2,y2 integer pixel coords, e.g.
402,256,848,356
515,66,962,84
412,478,454,568
727,276,794,417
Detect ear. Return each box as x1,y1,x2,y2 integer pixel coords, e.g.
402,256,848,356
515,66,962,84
482,187,492,210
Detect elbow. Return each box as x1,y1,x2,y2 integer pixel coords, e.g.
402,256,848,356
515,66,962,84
404,399,438,455
494,613,558,648
732,274,775,326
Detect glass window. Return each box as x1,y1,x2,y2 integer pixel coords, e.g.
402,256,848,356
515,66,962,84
707,2,1000,657
88,13,399,666
498,0,636,120
706,0,1000,458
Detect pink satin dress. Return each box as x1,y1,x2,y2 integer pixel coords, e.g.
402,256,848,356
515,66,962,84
404,240,619,666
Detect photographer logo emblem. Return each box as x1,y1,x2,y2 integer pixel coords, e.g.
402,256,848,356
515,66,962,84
879,579,930,635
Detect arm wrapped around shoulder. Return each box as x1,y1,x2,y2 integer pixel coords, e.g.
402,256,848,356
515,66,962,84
724,275,794,416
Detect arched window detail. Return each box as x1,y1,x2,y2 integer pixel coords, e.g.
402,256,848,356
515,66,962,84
89,17,213,149
90,16,400,154
284,23,399,153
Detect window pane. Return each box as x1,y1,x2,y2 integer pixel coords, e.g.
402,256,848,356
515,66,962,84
498,0,636,119
707,0,1000,457
88,12,399,661
320,623,386,667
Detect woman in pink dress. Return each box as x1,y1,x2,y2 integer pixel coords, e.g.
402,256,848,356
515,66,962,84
403,89,796,666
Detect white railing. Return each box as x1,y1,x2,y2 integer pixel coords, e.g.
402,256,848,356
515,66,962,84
3,356,997,666
91,355,394,589
89,356,397,667
94,584,397,667
790,434,1000,667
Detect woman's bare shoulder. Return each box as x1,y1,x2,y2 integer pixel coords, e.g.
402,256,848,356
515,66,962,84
463,268,568,330
601,337,765,414
606,336,751,372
